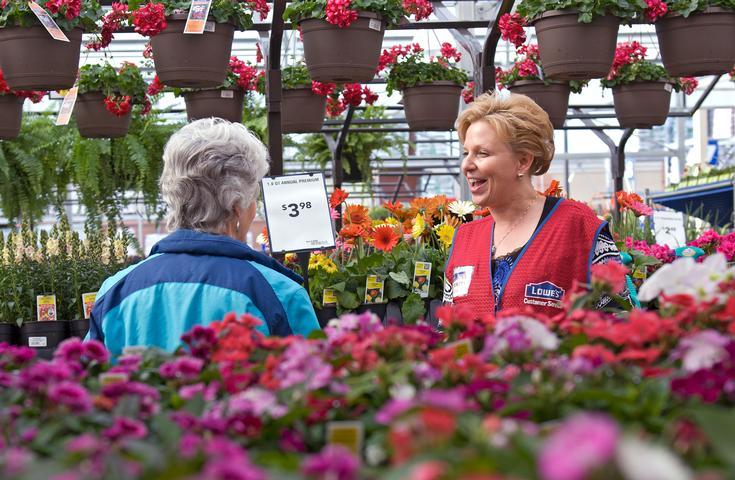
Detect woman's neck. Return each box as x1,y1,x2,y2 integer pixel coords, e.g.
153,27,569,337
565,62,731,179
488,184,541,226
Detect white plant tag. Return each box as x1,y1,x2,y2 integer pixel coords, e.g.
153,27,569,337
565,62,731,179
29,336,47,348
368,19,382,31
220,90,234,98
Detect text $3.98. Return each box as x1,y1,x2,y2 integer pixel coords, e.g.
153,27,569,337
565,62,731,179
281,202,312,217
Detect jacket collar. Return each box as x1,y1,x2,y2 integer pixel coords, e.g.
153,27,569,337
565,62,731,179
149,229,303,284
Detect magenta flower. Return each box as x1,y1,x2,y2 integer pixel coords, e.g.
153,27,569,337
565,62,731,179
302,445,360,480
102,381,160,417
54,338,85,363
48,381,92,413
0,344,35,367
179,433,202,459
181,324,217,359
65,433,103,455
159,356,204,381
19,360,73,394
538,413,619,480
109,354,142,374
202,457,267,480
103,417,148,442
1,447,33,477
375,398,415,424
83,340,109,364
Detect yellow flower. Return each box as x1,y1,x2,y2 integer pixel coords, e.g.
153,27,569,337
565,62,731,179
309,253,326,271
383,217,399,226
285,253,298,263
435,223,455,248
411,214,426,240
320,257,338,274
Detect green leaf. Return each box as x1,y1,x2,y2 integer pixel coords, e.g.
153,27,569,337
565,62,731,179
689,405,735,467
336,290,361,310
401,293,426,324
389,271,410,286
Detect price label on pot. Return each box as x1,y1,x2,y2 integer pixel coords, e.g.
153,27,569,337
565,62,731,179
36,295,57,322
28,1,69,42
261,172,335,253
220,90,234,98
28,337,48,348
368,18,382,31
327,421,364,456
55,85,78,126
184,0,212,34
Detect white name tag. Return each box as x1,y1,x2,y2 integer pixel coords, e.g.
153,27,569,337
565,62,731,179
29,337,47,348
452,266,474,298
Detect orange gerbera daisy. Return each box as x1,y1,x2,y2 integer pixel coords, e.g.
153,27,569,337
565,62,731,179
615,190,644,210
371,224,400,252
382,200,406,219
339,223,368,240
329,188,349,208
472,207,491,218
343,204,371,227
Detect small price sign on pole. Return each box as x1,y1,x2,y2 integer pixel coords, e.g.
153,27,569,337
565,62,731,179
261,172,336,253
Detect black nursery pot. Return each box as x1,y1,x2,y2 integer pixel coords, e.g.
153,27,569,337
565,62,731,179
0,322,19,345
315,306,338,328
356,303,387,322
69,318,90,339
19,321,69,357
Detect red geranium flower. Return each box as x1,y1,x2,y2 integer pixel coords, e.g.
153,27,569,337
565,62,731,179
132,2,167,37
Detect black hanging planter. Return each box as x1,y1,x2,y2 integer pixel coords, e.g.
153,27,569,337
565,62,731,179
0,323,19,346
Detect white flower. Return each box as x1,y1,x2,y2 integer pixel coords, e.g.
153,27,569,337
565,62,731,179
365,444,387,466
638,254,734,302
616,436,692,480
389,383,416,401
448,200,477,217
675,330,730,372
496,315,560,351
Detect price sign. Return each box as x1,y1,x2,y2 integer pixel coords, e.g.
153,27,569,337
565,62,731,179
653,211,686,248
261,172,336,253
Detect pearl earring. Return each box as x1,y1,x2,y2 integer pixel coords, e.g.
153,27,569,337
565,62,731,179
517,173,524,178
236,221,241,232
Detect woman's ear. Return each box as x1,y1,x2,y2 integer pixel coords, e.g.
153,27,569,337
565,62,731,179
517,151,535,176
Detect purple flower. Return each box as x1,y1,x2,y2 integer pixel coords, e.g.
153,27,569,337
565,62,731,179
48,381,92,413
375,398,415,424
674,330,730,372
181,325,217,359
170,411,201,431
538,413,619,480
279,429,306,453
159,356,204,380
302,445,360,480
109,354,142,374
179,382,218,401
65,433,103,454
103,417,148,442
276,342,333,391
102,381,160,417
1,447,32,477
19,427,37,443
179,433,202,459
0,344,35,367
420,388,474,412
19,360,73,394
83,340,109,364
54,338,85,363
202,457,267,480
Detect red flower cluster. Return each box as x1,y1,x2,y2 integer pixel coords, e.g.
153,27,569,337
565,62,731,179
643,0,668,22
325,0,358,28
402,0,433,21
86,2,129,51
329,188,349,208
0,69,45,103
142,41,154,59
325,84,378,117
44,0,80,20
326,96,345,117
498,12,526,48
591,262,629,292
246,0,269,20
377,43,423,73
255,43,263,64
517,58,538,78
104,95,132,116
133,2,167,37
229,56,263,91
311,81,336,96
608,41,647,80
679,77,698,95
461,82,474,104
146,75,163,96
439,42,462,62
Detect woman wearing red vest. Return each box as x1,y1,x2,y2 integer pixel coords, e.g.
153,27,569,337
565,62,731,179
444,92,626,316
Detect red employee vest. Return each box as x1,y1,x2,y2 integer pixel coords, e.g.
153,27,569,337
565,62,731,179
444,199,605,317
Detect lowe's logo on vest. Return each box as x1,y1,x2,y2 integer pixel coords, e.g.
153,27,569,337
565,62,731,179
524,281,565,309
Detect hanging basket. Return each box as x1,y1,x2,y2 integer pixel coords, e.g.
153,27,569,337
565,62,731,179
282,87,326,133
150,15,235,88
0,95,24,140
532,10,619,80
0,26,82,90
402,81,463,131
299,12,385,83
74,92,132,138
507,80,570,129
183,89,245,123
655,7,735,77
612,81,672,128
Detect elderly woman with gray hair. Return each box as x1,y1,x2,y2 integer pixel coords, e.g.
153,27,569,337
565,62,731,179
88,118,320,356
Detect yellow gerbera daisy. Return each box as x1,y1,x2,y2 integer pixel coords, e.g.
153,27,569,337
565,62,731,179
435,223,455,248
411,214,426,239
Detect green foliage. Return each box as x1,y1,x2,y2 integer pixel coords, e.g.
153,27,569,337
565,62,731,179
287,106,405,183
385,52,469,95
282,64,312,89
284,0,406,27
0,219,130,324
600,60,671,88
516,0,646,23
78,63,149,106
126,0,258,30
666,0,735,16
0,0,102,30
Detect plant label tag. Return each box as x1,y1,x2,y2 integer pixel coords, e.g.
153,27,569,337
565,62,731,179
322,288,337,306
446,338,473,358
184,0,212,34
122,346,147,356
664,83,673,92
632,267,647,280
368,18,382,31
364,275,385,304
82,292,97,319
28,336,48,348
327,421,363,456
412,261,432,298
36,295,57,321
99,372,129,386
28,1,69,41
55,85,78,126
204,21,215,32
261,172,336,253
220,90,234,98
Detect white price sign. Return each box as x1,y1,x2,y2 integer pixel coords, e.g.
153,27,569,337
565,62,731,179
653,211,686,248
261,172,336,253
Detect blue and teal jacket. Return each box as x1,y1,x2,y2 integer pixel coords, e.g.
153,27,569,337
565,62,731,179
87,229,320,356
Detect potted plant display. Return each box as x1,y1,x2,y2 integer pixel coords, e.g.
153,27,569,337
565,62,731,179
0,67,44,139
281,64,331,133
379,42,469,131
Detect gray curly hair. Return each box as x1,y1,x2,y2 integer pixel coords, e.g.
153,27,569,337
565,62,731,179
160,118,269,233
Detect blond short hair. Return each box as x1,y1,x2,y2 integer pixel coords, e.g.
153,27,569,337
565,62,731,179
456,92,555,176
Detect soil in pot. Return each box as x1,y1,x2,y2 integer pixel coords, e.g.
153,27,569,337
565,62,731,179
612,81,672,128
299,12,385,83
0,95,24,140
315,306,338,328
655,7,735,77
508,80,571,129
74,92,131,138
532,10,619,80
402,81,463,131
184,89,245,123
150,15,235,88
0,323,19,346
0,26,83,90
19,321,69,352
282,88,327,133
69,318,90,339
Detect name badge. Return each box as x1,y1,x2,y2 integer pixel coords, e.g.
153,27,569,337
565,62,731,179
452,266,473,298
